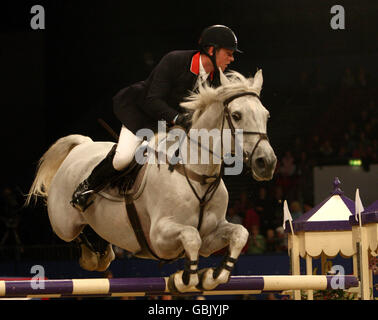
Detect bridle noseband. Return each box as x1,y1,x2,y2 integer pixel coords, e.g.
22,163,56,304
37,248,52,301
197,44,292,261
222,91,269,163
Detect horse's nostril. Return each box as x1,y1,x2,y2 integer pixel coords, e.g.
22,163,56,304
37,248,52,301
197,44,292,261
256,157,265,169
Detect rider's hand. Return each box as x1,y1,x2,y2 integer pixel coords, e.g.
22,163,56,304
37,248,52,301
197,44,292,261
174,113,192,131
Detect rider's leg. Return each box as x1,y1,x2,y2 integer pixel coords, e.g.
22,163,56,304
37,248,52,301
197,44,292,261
112,126,142,171
71,126,141,212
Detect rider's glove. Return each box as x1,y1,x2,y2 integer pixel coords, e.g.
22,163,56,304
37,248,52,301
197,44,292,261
174,113,192,131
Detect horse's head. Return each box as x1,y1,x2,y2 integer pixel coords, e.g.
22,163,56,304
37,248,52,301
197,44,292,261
181,69,277,181
219,69,277,180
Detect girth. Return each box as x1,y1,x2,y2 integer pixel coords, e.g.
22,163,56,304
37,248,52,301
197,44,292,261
124,149,222,263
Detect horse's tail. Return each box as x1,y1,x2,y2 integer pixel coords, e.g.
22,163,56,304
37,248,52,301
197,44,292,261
25,134,93,206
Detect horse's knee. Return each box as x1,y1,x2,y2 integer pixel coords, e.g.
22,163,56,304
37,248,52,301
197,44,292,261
237,226,249,245
179,226,202,252
152,223,202,260
229,225,249,253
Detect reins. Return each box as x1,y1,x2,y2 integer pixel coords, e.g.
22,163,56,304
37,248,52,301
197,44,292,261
173,89,269,233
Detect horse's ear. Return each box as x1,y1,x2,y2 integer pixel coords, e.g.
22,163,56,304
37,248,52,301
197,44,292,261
252,69,263,95
219,68,230,86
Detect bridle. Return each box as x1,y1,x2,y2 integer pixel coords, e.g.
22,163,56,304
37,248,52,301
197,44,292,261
222,90,269,165
181,90,269,171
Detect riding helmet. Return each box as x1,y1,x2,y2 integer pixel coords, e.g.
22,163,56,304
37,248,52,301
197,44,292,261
199,25,242,53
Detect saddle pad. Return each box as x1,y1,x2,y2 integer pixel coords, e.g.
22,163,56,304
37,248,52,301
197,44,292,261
124,163,149,202
98,163,149,203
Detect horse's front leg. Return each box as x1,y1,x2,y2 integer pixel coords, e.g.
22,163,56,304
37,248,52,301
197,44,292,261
198,220,249,290
150,218,201,293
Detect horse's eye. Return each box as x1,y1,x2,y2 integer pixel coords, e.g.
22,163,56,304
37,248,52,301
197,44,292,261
232,112,242,121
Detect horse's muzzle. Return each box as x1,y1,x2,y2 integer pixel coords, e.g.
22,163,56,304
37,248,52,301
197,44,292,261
244,151,277,181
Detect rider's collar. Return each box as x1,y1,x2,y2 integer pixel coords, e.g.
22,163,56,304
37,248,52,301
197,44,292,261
190,52,213,80
190,52,201,75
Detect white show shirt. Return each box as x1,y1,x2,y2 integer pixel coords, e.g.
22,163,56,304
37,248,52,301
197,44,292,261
196,55,210,89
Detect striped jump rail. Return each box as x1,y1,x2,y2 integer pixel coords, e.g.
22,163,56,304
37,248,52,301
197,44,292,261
0,275,359,298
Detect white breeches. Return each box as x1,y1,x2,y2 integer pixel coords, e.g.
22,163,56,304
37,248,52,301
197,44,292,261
112,125,143,171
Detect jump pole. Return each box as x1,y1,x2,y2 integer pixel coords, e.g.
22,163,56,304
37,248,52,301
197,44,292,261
0,275,358,298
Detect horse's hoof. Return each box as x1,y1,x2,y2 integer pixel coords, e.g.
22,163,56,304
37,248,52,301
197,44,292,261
196,267,231,291
168,273,181,294
196,268,215,291
196,268,214,291
168,270,199,293
79,250,100,271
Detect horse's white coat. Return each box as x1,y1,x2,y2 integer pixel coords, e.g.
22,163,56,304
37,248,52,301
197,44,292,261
27,69,277,292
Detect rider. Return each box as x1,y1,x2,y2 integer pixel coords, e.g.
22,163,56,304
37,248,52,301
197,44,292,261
71,25,242,212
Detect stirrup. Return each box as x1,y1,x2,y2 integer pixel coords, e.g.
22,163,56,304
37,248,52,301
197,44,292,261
71,183,96,212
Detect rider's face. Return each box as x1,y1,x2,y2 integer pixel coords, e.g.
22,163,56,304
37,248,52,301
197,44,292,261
208,47,235,72
216,48,235,71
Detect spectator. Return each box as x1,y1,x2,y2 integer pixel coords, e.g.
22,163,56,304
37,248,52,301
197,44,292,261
254,186,271,218
343,132,357,157
292,137,304,161
278,151,296,177
226,207,243,225
266,186,285,230
265,228,277,253
231,199,243,219
289,201,303,220
243,206,260,231
246,225,266,255
275,226,288,252
238,190,252,219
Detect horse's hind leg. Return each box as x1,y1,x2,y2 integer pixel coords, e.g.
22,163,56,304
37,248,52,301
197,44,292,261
76,234,101,271
97,243,115,272
76,227,115,272
151,219,202,293
198,220,249,290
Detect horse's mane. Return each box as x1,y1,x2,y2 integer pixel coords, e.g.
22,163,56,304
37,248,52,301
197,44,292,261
180,70,257,123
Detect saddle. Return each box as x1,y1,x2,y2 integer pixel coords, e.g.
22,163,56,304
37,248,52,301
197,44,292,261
110,158,148,202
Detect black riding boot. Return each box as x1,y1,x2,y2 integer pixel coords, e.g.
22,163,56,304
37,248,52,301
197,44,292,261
71,144,120,212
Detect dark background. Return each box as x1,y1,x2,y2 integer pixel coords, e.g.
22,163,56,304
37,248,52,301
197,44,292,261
1,0,377,190
0,0,377,250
